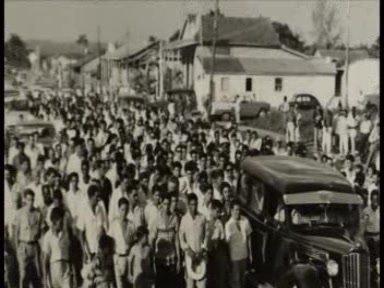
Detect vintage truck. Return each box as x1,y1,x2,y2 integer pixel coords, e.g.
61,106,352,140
238,156,373,288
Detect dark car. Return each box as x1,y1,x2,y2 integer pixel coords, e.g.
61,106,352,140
290,94,321,110
211,100,271,121
237,156,371,288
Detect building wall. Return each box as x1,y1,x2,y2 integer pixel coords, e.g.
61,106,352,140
194,58,336,108
195,46,304,59
343,59,380,107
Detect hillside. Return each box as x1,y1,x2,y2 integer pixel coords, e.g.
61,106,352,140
25,39,107,59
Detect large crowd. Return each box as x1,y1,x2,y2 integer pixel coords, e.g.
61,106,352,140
4,89,380,288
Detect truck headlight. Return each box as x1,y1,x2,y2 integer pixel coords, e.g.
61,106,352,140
377,258,380,275
326,259,339,277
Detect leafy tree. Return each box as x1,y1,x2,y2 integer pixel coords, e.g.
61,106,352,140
312,0,341,49
4,34,30,69
272,22,306,53
76,34,89,55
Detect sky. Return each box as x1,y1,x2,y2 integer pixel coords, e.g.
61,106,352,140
5,0,380,50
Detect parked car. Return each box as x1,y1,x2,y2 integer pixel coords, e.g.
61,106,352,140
117,93,146,108
290,94,321,110
238,156,371,288
6,120,57,150
5,97,35,126
211,100,271,121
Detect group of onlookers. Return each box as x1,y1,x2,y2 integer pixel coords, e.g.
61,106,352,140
4,89,379,288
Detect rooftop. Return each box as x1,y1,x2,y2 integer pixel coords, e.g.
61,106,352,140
199,56,336,76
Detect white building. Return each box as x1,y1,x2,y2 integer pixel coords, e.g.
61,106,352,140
315,49,379,108
166,14,337,109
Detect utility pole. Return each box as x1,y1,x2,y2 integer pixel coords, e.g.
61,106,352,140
344,0,350,110
159,40,164,100
208,0,219,116
97,25,102,97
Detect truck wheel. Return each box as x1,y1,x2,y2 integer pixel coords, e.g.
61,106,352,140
222,112,231,121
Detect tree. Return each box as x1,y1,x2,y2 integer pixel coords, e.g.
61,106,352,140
272,22,306,53
76,34,89,55
369,36,380,58
4,34,30,69
312,0,341,49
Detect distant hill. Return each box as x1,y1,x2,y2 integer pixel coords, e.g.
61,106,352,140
25,39,107,59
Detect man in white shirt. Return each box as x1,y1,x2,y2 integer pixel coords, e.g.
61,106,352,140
66,142,83,177
77,185,108,261
235,95,242,124
225,200,253,288
108,198,135,288
179,193,208,288
359,113,372,160
144,186,162,241
108,176,130,223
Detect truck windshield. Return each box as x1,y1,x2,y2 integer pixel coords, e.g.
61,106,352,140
288,204,359,228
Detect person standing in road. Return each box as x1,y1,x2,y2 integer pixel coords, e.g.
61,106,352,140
337,110,349,157
285,105,296,144
225,200,253,288
42,207,75,288
322,108,333,156
179,193,209,288
347,107,359,155
14,189,44,288
359,113,373,162
313,105,323,152
279,96,290,132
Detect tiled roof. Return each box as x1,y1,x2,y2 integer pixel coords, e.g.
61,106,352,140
200,15,280,47
200,56,336,76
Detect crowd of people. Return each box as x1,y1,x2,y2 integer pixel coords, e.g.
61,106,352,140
4,89,380,288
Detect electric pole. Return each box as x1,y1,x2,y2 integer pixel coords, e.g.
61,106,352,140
344,0,350,110
97,25,102,97
208,0,219,116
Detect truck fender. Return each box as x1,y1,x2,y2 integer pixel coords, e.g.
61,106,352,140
276,263,322,288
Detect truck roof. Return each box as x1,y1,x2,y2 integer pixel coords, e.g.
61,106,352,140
241,156,354,195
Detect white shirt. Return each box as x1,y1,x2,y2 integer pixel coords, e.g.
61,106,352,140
213,187,223,202
144,201,160,237
179,212,208,253
66,188,85,223
66,154,82,176
225,216,252,261
360,120,372,134
77,200,108,254
108,218,135,255
108,187,129,223
42,230,71,263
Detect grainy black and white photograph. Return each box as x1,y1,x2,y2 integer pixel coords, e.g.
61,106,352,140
4,0,380,288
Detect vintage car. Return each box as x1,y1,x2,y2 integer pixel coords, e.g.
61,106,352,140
5,120,57,150
289,94,322,110
238,156,371,288
117,93,146,108
5,96,36,126
211,99,271,121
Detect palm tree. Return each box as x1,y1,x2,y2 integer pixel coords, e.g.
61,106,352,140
76,34,89,55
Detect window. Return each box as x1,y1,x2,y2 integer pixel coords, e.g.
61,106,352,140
275,78,283,92
221,77,229,92
245,78,253,92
